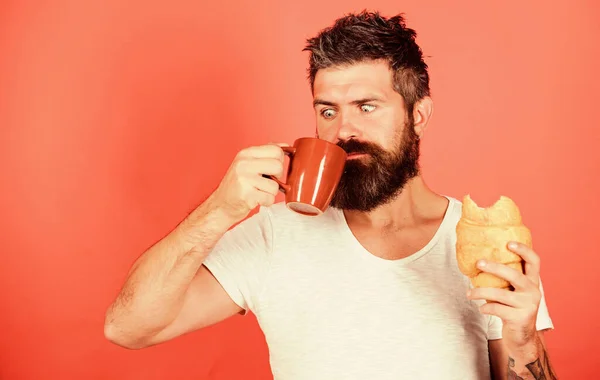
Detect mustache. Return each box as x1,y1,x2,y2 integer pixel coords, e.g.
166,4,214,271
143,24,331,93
336,139,385,156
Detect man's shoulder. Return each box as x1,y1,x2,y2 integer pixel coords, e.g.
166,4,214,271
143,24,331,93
443,195,463,224
228,202,342,245
262,201,342,229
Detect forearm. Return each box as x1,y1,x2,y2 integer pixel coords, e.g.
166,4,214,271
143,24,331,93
104,193,234,346
507,335,557,379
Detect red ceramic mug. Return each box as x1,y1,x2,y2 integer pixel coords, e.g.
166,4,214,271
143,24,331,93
264,137,347,216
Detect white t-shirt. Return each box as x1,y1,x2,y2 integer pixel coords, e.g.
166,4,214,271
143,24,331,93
203,196,554,380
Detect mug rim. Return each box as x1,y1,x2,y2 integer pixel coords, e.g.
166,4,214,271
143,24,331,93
294,137,347,156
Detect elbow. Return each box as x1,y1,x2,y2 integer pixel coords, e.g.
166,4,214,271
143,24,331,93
104,319,150,350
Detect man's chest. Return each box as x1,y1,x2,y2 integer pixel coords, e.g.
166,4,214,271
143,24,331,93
257,255,489,379
254,252,492,379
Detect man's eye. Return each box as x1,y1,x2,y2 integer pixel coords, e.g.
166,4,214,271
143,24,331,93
360,104,376,113
322,109,337,118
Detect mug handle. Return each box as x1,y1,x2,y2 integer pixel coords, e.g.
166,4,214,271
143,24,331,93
262,146,296,194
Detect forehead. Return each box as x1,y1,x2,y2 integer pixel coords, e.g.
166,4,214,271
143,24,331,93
313,60,396,101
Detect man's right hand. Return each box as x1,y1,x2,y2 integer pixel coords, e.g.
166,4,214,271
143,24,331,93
211,144,287,223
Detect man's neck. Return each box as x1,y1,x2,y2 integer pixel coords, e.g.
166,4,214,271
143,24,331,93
342,176,448,232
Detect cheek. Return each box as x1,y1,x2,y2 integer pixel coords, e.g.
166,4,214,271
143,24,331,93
365,114,398,148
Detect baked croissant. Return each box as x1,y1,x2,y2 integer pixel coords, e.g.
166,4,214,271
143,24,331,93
455,195,532,289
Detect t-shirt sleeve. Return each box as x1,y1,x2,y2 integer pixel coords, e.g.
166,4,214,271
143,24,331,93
202,206,273,314
487,277,554,340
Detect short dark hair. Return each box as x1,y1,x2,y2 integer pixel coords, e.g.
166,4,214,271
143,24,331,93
303,10,430,115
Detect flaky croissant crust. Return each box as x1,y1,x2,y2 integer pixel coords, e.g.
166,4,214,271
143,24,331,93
456,195,532,289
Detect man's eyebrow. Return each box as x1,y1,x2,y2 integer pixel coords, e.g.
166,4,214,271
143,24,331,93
313,98,337,107
313,97,383,107
349,97,383,105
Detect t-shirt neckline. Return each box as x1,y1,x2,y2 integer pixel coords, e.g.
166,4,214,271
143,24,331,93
332,195,457,266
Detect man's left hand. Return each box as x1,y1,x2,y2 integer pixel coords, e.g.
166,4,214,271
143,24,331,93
466,241,542,352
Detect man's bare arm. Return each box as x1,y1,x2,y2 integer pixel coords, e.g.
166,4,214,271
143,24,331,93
103,144,285,349
104,194,240,349
489,330,558,379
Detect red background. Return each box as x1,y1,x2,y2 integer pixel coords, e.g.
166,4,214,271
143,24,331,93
1,0,598,379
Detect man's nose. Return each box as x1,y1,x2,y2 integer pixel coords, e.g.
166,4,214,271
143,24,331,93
336,114,362,142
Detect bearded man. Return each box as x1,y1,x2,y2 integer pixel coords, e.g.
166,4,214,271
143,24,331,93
105,11,557,380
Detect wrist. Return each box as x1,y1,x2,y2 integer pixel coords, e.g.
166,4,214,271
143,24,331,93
177,194,238,251
192,191,238,225
506,333,541,362
506,333,556,379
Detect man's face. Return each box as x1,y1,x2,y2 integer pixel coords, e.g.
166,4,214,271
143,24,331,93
313,60,420,212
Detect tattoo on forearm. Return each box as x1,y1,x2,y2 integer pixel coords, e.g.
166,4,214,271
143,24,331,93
508,357,526,380
525,358,546,379
507,350,556,380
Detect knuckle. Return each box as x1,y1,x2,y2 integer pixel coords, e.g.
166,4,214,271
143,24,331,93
236,159,252,176
236,148,249,159
277,147,286,161
506,292,519,305
233,159,245,175
526,248,539,260
268,186,279,197
524,291,540,305
269,144,282,154
245,183,256,198
270,180,280,194
261,145,272,155
263,158,280,175
274,160,284,176
267,145,285,161
527,249,540,263
245,195,257,210
257,193,271,206
239,188,250,205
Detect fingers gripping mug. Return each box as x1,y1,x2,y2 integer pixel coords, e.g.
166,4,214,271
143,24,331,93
264,137,347,216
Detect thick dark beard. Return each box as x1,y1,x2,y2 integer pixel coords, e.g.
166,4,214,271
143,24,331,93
329,123,420,212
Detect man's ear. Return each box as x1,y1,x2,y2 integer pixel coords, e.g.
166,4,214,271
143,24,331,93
412,96,434,138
